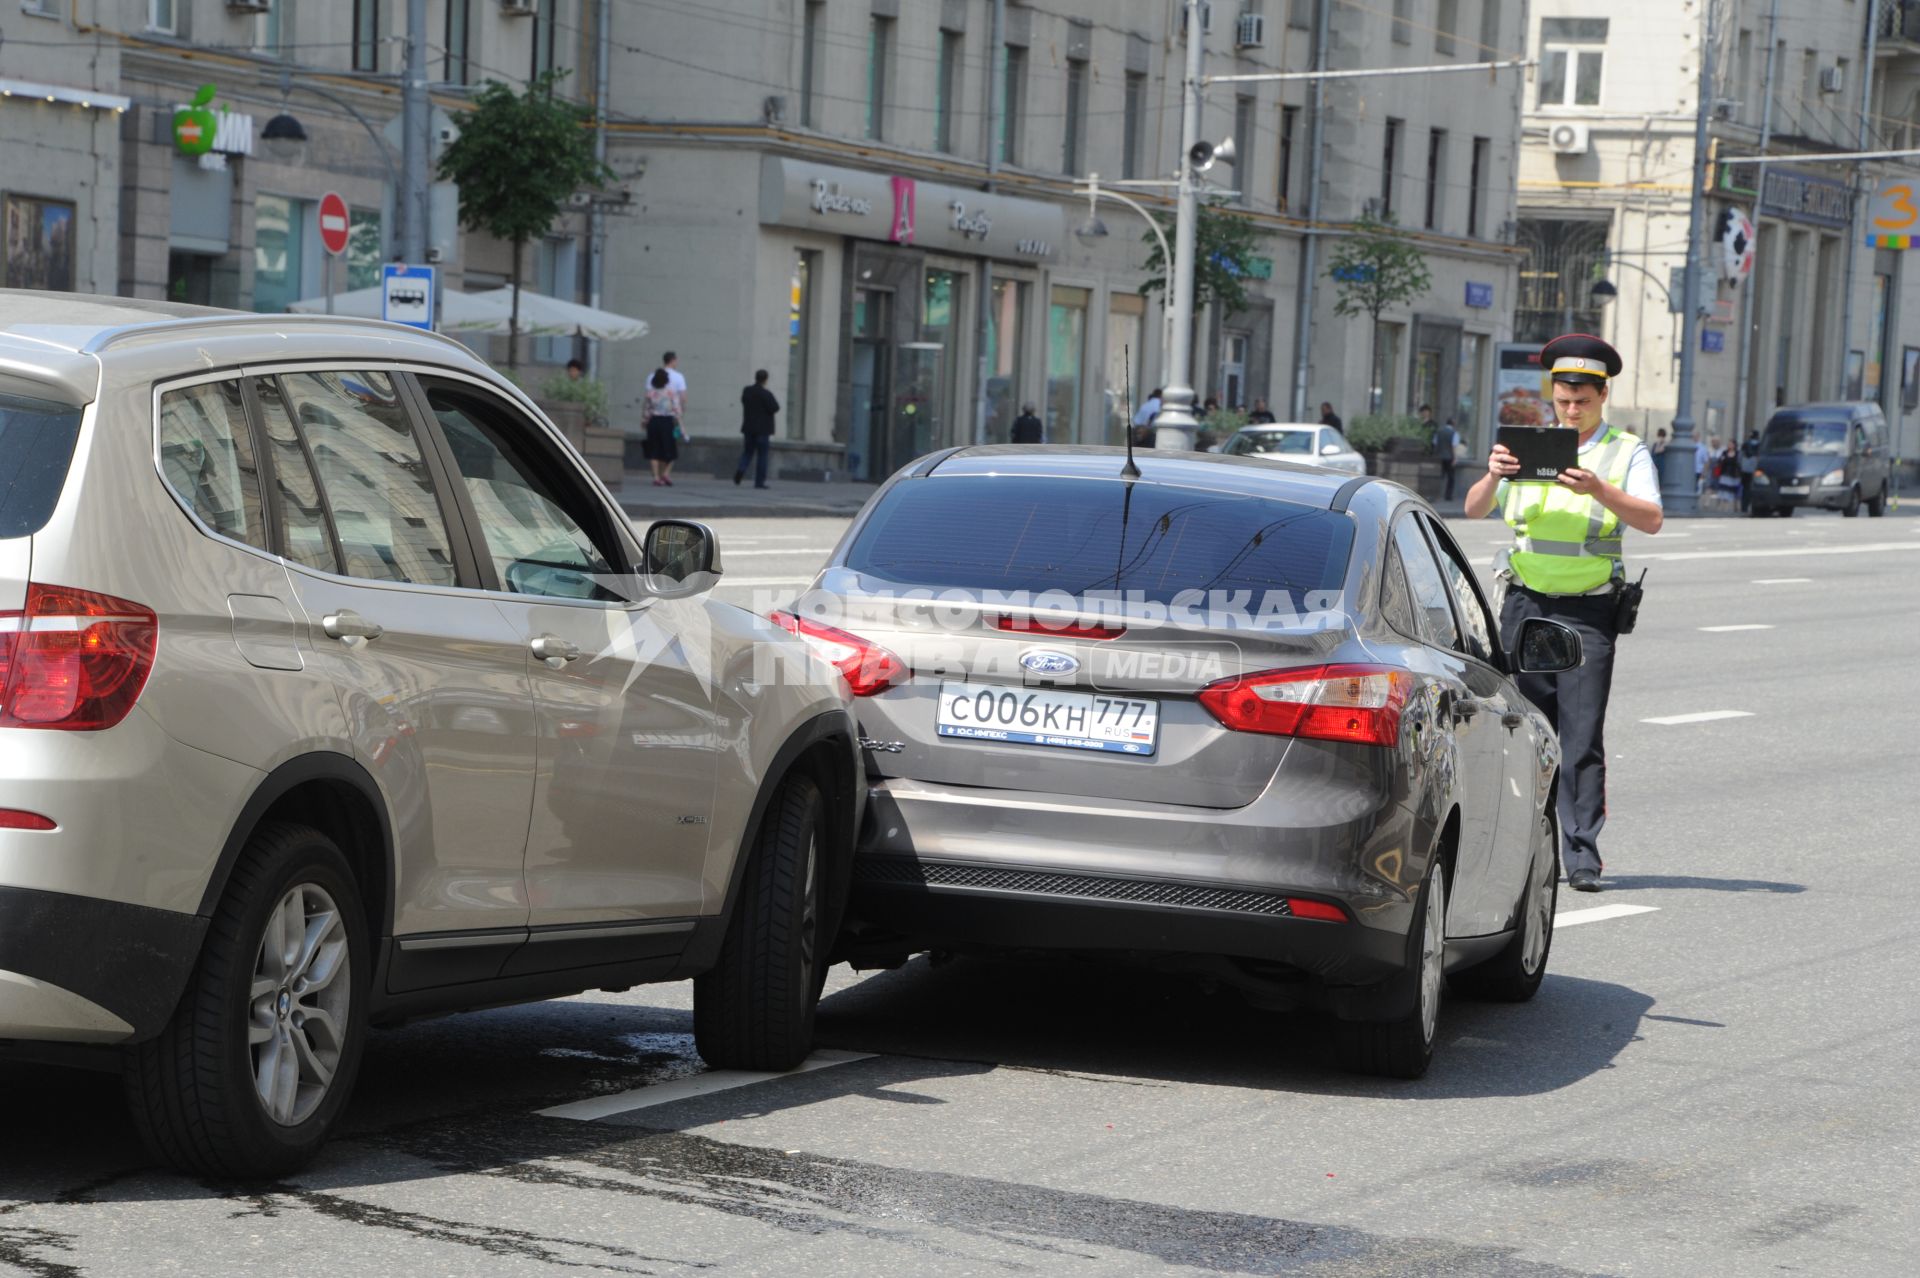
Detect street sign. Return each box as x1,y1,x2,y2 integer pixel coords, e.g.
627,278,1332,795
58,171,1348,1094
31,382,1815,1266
318,192,351,257
381,263,435,330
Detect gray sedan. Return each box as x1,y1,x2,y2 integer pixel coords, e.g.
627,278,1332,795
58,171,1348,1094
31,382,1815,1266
788,447,1581,1079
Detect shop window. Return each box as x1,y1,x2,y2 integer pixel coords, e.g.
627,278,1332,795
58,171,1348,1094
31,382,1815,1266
787,250,816,440
985,278,1028,440
1105,294,1145,445
1048,286,1090,444
253,193,307,314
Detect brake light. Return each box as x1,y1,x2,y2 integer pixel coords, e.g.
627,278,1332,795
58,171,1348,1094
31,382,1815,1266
992,614,1128,640
1197,663,1412,747
1287,897,1348,922
0,809,56,831
769,610,906,697
0,583,157,731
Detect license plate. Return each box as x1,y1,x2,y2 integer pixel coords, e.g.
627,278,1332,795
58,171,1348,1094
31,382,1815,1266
936,682,1159,755
1781,485,1809,495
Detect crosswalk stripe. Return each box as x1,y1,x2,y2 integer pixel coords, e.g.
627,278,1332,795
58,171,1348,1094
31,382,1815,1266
536,1049,875,1121
1555,903,1660,927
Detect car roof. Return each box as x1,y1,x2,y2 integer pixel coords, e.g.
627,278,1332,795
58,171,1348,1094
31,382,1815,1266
1231,423,1323,432
922,444,1363,508
1767,402,1878,419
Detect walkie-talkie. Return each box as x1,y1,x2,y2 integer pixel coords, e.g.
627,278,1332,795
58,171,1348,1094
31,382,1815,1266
1614,569,1647,635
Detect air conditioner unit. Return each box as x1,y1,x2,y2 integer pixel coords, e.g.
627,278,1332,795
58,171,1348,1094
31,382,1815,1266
1820,65,1846,94
1712,99,1738,121
1236,12,1266,48
1548,121,1590,155
226,0,271,13
500,0,536,16
763,95,788,124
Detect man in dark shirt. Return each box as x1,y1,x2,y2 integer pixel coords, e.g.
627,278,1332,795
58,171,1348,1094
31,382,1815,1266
1248,398,1277,424
735,369,779,488
1319,401,1343,432
1010,403,1044,444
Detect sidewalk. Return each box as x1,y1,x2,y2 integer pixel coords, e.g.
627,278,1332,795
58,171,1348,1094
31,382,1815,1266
615,469,879,521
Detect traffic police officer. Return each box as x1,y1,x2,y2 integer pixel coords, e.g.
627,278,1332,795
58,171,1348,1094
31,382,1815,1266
1463,334,1664,892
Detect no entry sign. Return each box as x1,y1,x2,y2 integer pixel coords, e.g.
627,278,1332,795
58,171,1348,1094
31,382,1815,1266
318,192,350,256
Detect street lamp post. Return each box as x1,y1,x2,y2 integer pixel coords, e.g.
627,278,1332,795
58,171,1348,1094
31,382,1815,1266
1666,3,1715,516
1075,173,1177,376
1155,0,1207,449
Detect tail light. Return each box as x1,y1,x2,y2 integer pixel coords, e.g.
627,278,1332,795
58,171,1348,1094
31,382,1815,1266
1198,663,1412,747
0,809,57,831
769,610,906,697
992,614,1127,640
0,583,157,731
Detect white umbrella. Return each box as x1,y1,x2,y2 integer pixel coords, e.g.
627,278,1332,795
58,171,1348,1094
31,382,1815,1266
446,288,649,341
286,285,495,327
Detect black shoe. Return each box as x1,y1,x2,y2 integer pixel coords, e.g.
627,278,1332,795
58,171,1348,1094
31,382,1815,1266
1568,869,1601,893
754,483,769,489
733,471,744,485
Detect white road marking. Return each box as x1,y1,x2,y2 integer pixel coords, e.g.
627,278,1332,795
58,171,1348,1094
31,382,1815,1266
729,548,835,556
1698,624,1774,632
1633,542,1920,563
729,535,818,542
1555,903,1660,928
717,576,816,587
1641,710,1755,725
537,1049,876,1121
1750,577,1812,584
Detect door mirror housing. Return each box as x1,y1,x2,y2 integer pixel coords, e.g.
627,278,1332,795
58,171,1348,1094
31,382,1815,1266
643,520,723,598
1320,442,1342,455
1513,617,1582,674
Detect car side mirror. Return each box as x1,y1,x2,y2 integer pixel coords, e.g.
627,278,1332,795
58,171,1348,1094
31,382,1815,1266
643,519,723,598
1513,617,1582,674
1320,443,1341,455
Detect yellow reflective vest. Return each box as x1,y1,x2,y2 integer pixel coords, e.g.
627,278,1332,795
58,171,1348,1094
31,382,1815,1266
1501,425,1640,595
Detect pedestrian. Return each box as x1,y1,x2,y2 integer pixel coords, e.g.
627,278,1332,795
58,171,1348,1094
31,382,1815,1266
643,366,683,487
1011,402,1044,444
1738,430,1759,512
1693,433,1713,494
1248,398,1276,424
1199,395,1221,420
661,350,687,400
1649,427,1669,458
1319,401,1343,432
564,358,586,381
1463,333,1664,893
1433,415,1462,502
734,369,779,488
1133,387,1163,432
1711,438,1742,511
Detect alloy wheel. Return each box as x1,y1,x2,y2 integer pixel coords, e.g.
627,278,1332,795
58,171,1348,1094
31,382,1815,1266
248,882,352,1127
1521,818,1556,976
1418,867,1446,1044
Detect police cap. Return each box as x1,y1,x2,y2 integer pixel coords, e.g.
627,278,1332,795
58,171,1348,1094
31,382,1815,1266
1541,333,1622,387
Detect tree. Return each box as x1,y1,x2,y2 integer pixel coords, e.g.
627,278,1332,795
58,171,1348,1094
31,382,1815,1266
1326,213,1435,412
437,72,614,369
1140,199,1264,316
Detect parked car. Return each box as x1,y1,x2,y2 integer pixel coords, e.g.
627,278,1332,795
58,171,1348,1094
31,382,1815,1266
1749,402,1892,517
795,446,1579,1079
1221,423,1367,475
0,291,863,1177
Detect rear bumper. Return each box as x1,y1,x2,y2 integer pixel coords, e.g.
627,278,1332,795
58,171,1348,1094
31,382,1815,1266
0,886,204,1043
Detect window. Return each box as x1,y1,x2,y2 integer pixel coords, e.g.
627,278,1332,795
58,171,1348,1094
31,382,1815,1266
1392,517,1458,648
252,376,340,574
252,194,306,315
1425,128,1446,230
1392,0,1413,45
352,0,380,72
1278,106,1298,210
1538,18,1607,108
1382,117,1402,218
157,381,265,550
148,0,175,33
423,381,621,600
1123,72,1146,179
256,1,290,59
788,250,815,440
1479,0,1503,58
1105,293,1145,444
1001,45,1027,164
1379,538,1417,636
1437,0,1458,55
1288,0,1312,30
984,278,1027,440
1468,136,1489,237
348,209,383,290
444,0,470,84
936,31,961,153
0,394,83,540
1736,28,1753,123
1800,50,1817,110
1234,96,1256,203
1048,286,1089,443
866,16,892,141
534,239,579,365
1064,57,1089,174
801,1,823,128
1372,320,1403,413
281,370,457,587
1422,516,1497,663
531,0,557,80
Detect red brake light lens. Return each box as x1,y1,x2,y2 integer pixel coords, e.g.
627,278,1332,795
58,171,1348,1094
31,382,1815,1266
1286,896,1349,923
1197,663,1412,747
0,584,157,731
769,610,906,697
992,614,1127,640
0,809,57,831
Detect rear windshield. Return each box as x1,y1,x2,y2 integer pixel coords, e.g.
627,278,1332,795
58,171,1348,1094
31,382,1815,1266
1226,429,1314,456
843,475,1354,606
1761,418,1847,454
0,393,84,539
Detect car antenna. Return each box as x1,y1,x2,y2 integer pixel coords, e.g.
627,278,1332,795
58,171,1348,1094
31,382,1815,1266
1121,345,1141,478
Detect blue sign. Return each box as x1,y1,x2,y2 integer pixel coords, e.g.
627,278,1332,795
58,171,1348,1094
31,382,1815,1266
1331,263,1376,283
1701,328,1725,353
1465,282,1494,309
381,263,436,330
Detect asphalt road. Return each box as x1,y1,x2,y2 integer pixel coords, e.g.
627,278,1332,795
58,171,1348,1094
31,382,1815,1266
5,507,1918,1277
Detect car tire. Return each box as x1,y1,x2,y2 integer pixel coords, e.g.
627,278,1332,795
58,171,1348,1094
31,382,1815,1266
124,822,369,1178
694,772,826,1073
1452,811,1557,1003
1749,504,1771,518
1335,861,1445,1080
1867,485,1887,517
1843,486,1861,517
1778,506,1794,517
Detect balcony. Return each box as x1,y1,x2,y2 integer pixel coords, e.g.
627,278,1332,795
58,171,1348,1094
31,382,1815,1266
1878,0,1920,49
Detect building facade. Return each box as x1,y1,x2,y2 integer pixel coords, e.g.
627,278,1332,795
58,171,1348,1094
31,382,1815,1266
1520,0,1920,462
5,1,1529,473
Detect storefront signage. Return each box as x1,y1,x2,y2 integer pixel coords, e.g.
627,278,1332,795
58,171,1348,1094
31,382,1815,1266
1465,281,1494,308
1493,343,1549,431
1701,328,1725,353
1866,178,1918,249
172,83,254,158
764,157,1065,261
1758,169,1851,230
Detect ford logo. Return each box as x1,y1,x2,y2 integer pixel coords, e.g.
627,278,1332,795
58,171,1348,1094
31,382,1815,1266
1020,649,1080,676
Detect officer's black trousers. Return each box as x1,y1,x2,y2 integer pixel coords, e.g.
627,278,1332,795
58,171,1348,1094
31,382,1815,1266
1498,587,1619,879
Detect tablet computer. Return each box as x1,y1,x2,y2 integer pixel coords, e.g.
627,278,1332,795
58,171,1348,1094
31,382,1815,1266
1497,426,1579,482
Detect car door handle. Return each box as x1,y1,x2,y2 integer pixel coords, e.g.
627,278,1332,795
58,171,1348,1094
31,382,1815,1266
1501,711,1525,730
1451,697,1481,723
321,610,384,642
530,635,581,664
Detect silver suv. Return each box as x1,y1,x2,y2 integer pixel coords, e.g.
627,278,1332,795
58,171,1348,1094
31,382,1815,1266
0,292,862,1177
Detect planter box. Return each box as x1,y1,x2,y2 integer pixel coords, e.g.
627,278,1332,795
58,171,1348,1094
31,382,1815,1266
539,401,624,488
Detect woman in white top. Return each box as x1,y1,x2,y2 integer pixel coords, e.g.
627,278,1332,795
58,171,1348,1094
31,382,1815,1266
643,366,684,487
